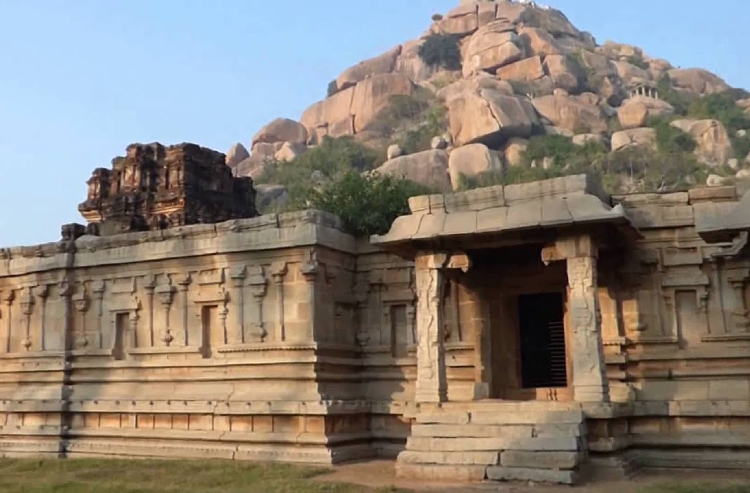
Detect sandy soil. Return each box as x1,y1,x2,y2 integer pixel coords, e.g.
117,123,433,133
313,460,750,492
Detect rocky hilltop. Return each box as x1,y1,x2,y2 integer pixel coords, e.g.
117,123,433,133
228,0,750,207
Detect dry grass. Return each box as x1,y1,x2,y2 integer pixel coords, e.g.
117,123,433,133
0,458,407,493
1,458,748,493
642,484,750,493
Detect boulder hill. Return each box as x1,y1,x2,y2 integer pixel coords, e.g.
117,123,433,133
229,0,750,205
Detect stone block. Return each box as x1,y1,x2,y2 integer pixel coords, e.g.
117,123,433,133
708,380,750,400
412,424,532,439
533,423,584,438
486,466,578,485
500,451,580,469
399,450,500,465
395,463,487,481
689,185,737,202
471,409,583,425
415,412,470,425
406,436,579,452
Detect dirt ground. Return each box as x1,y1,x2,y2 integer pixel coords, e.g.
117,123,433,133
313,460,750,492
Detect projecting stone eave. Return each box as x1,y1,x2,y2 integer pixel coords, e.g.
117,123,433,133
371,175,641,257
697,190,750,244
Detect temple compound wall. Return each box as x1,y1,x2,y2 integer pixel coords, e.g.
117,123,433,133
1,175,750,485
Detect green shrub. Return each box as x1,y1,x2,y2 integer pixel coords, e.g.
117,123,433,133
595,147,706,192
688,93,750,134
327,80,339,97
522,135,608,168
308,171,430,237
369,89,448,154
734,135,750,159
654,120,696,154
567,52,602,94
418,34,462,71
656,75,692,115
399,104,447,154
257,136,382,210
626,55,649,70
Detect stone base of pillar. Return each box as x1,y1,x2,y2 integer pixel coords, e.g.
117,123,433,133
472,383,490,400
415,389,448,404
574,385,610,403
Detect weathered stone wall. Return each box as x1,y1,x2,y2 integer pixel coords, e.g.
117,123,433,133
2,184,750,472
597,185,750,469
0,211,370,463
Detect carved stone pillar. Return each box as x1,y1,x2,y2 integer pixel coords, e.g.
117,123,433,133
59,279,73,352
230,266,246,344
156,284,176,346
566,247,610,403
301,252,320,343
178,275,191,346
144,276,156,347
354,277,370,348
414,253,449,404
92,281,105,349
3,290,14,353
729,278,750,332
270,262,288,342
38,285,49,351
73,291,90,349
247,266,268,342
20,288,34,351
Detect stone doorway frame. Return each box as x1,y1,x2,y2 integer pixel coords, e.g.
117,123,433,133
414,234,610,405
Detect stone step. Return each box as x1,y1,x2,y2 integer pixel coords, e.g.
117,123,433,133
415,409,584,426
399,450,500,466
471,409,584,425
411,423,584,439
406,436,579,453
487,466,578,485
500,450,581,470
396,463,487,481
437,401,581,413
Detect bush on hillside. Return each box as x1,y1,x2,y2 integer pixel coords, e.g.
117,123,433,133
522,135,608,168
369,89,448,154
308,171,430,237
257,136,382,210
626,55,649,70
652,119,696,154
688,93,750,134
567,52,602,94
734,136,750,159
418,34,462,71
656,75,692,115
596,147,707,192
459,134,712,195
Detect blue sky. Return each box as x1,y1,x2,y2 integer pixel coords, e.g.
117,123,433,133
0,0,746,246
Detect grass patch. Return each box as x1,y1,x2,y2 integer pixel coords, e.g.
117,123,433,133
0,458,407,493
641,483,750,493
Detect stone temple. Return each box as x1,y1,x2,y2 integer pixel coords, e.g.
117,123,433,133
1,144,750,485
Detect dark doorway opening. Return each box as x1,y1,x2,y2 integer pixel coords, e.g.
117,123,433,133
518,293,567,389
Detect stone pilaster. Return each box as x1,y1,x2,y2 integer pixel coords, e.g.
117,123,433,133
270,262,287,342
247,266,268,342
144,276,156,347
414,253,449,404
230,266,246,344
565,243,610,403
301,252,319,343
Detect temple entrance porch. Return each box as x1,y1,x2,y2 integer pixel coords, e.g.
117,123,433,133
370,176,640,484
396,236,616,484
